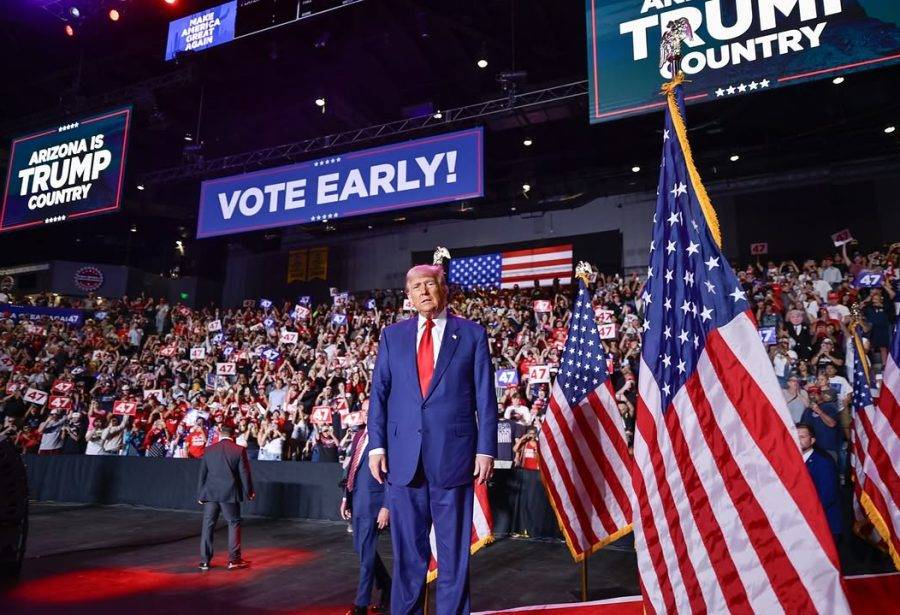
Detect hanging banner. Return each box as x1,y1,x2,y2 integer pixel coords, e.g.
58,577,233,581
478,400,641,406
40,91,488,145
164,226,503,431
1,107,131,233
307,247,328,280
196,128,483,238
0,303,86,327
287,249,309,283
586,0,900,123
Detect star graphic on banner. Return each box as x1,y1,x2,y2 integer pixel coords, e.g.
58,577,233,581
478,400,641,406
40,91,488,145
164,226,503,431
737,83,747,93
715,88,725,97
665,240,677,254
726,85,736,95
650,240,656,252
663,326,672,339
679,329,690,344
662,383,671,396
700,306,714,322
760,79,770,88
663,297,672,311
665,269,674,283
681,299,692,315
668,211,682,226
705,256,720,270
704,279,716,294
749,81,759,90
662,354,672,368
677,359,686,374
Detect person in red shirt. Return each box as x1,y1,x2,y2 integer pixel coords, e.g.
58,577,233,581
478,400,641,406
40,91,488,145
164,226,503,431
187,418,208,459
514,426,540,471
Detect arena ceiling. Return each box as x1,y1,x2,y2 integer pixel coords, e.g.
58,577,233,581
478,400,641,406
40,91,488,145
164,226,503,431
0,0,898,279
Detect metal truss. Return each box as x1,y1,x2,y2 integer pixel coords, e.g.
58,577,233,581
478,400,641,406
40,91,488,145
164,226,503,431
139,80,589,185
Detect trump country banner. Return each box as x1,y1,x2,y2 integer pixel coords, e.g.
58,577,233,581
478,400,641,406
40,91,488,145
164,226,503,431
586,0,900,122
1,107,131,233
196,128,483,238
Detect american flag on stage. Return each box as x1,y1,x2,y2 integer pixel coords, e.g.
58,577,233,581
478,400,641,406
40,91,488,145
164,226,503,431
537,276,633,560
447,244,573,290
848,324,900,569
632,81,849,614
426,481,493,582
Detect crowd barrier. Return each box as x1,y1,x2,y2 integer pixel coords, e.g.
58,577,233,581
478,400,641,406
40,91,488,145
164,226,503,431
23,455,563,539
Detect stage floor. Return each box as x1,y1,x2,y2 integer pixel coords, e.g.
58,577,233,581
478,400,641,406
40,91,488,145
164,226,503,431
2,502,894,614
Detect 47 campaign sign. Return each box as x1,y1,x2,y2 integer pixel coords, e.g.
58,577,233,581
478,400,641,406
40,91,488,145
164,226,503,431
2,107,130,233
197,128,483,238
586,0,900,122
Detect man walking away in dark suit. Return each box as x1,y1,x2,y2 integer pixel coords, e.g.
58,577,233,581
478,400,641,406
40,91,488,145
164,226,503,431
197,423,255,571
341,423,391,615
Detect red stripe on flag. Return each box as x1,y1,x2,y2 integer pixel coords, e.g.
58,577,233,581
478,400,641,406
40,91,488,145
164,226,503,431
632,401,680,614
538,449,586,556
540,410,601,550
875,383,900,440
547,396,619,536
634,399,706,614
501,257,573,272
858,409,900,512
662,396,753,614
502,244,573,258
501,271,571,284
704,327,841,570
585,387,633,519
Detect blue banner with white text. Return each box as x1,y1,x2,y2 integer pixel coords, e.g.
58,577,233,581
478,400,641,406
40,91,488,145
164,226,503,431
165,1,237,61
0,303,86,327
196,128,483,238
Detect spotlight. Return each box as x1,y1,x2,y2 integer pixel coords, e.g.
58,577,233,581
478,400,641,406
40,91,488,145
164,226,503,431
315,97,326,107
184,132,193,142
69,7,80,18
108,9,120,21
631,166,641,173
477,58,488,69
130,224,137,233
65,24,75,36
522,183,531,198
164,0,177,4
832,76,844,85
511,206,517,212
885,126,896,134
523,139,532,147
730,154,740,162
433,111,443,119
137,184,145,191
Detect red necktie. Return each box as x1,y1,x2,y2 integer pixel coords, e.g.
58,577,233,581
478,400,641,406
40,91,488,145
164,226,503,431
417,318,435,397
346,428,367,493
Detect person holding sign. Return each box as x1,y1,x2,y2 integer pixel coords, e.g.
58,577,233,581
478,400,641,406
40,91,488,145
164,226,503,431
368,262,497,615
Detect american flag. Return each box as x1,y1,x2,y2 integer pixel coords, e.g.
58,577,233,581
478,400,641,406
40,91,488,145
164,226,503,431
633,84,849,613
447,244,573,290
537,279,633,560
848,324,900,568
426,481,493,582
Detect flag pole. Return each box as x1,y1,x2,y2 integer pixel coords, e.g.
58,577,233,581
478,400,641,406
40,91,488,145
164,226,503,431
580,556,588,601
574,262,594,604
424,578,432,615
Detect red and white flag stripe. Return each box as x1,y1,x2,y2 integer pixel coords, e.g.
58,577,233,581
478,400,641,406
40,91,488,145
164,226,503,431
500,245,572,289
633,312,850,614
426,481,493,582
538,379,633,559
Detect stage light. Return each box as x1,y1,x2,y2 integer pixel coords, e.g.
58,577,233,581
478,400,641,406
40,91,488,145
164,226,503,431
832,76,844,85
315,97,326,107
885,126,896,134
510,206,517,211
433,111,442,119
108,9,120,21
130,224,137,233
521,184,531,198
164,0,177,4
69,7,80,18
137,184,145,191
631,166,641,173
65,24,75,36
184,133,193,142
730,154,740,162
477,58,488,69
523,139,532,146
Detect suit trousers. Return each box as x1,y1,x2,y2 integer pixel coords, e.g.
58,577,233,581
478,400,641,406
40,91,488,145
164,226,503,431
352,515,391,607
389,466,474,615
200,501,242,564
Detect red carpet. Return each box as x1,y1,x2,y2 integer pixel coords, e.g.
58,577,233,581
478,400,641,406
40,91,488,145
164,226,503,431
475,572,900,614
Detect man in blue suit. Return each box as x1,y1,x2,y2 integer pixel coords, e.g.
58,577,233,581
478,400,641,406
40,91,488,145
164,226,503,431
341,423,391,615
368,264,497,615
796,423,843,540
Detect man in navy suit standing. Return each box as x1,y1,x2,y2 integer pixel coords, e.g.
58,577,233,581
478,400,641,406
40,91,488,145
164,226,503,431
341,423,391,614
368,263,497,615
797,423,843,541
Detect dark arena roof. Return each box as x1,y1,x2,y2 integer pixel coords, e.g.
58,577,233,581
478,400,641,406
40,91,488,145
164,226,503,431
0,0,898,280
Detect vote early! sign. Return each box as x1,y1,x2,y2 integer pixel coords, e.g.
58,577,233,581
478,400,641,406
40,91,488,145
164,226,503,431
1,107,130,233
196,128,483,238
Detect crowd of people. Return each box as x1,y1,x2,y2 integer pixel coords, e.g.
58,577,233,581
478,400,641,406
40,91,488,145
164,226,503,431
1,241,897,478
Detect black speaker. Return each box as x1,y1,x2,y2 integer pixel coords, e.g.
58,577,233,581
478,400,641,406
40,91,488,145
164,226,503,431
0,436,28,577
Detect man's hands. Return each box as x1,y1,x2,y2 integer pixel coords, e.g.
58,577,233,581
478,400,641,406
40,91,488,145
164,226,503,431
474,455,493,485
340,498,351,521
377,507,390,530
369,453,388,484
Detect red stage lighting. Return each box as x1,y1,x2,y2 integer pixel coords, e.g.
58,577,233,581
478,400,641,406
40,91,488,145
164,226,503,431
164,0,177,4
108,8,120,21
65,23,75,36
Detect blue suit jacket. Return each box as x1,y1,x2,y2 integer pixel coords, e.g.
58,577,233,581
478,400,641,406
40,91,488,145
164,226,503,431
806,449,842,536
346,438,389,519
369,313,497,488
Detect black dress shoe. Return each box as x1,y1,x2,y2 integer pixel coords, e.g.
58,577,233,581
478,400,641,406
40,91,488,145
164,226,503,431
198,562,210,571
227,559,250,570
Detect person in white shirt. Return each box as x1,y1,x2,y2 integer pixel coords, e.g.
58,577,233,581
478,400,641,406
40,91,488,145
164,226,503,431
820,258,843,287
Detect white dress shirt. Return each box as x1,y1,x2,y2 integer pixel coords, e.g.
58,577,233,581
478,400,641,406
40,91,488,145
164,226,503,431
370,307,491,460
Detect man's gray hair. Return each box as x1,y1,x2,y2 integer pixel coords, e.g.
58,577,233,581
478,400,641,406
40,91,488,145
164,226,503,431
405,264,447,288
